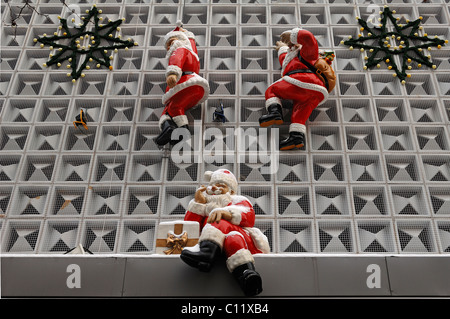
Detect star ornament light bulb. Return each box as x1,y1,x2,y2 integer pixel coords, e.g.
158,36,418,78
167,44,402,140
342,6,447,83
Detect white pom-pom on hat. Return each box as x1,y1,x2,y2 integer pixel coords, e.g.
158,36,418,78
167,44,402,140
204,171,213,182
163,20,190,47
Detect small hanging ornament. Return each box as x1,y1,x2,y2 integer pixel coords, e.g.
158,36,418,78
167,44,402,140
73,109,88,130
213,100,227,123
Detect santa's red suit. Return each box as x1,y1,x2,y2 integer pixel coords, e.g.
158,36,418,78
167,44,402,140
265,28,329,135
159,28,209,129
183,172,270,272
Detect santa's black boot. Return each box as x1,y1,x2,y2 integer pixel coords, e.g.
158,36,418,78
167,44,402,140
180,240,221,272
232,263,263,296
258,104,283,128
169,125,189,146
154,119,177,146
279,131,305,151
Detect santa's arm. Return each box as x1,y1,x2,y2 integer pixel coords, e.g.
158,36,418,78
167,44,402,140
184,199,207,224
166,48,188,83
210,197,255,228
290,28,319,62
278,45,289,66
184,31,198,55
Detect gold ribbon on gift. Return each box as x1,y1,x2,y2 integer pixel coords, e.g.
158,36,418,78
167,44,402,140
156,224,199,255
164,232,188,255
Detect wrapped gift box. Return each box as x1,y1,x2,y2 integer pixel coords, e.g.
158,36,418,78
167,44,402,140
155,220,200,255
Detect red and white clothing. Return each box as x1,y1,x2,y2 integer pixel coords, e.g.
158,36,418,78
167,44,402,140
160,33,209,129
184,195,270,272
266,28,328,134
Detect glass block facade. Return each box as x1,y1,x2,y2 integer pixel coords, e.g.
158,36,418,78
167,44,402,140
1,0,449,255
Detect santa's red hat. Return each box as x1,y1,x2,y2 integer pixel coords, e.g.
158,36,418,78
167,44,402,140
204,169,238,193
163,20,192,48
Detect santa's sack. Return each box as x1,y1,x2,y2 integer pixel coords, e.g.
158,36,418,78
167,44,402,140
299,52,336,93
155,220,200,255
313,57,336,93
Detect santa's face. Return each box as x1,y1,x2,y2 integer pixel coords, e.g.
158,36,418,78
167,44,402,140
204,183,232,214
206,182,230,196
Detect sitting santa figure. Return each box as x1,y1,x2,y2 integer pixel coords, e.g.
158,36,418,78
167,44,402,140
259,27,332,151
154,22,210,146
180,169,270,296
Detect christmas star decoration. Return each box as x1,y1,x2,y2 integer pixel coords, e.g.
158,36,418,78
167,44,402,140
341,6,447,84
35,5,138,81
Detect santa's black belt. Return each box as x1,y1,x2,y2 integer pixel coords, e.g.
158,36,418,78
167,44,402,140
284,69,314,76
182,71,196,76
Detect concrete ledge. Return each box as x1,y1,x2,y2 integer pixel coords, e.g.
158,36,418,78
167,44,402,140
1,254,450,297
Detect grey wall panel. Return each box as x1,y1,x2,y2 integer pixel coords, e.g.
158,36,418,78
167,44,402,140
315,256,390,296
386,256,450,296
255,255,318,296
122,256,245,297
1,256,126,297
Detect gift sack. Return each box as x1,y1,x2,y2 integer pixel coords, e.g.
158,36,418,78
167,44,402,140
155,220,200,255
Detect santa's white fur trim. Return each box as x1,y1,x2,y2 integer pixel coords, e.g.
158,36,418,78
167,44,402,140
199,224,225,248
283,75,328,105
228,207,243,225
231,195,250,205
164,31,189,48
159,113,172,129
277,45,289,57
166,65,183,82
281,46,301,75
245,227,270,254
226,195,252,224
265,97,282,110
290,27,302,45
289,123,306,134
226,248,254,272
185,31,195,39
166,40,198,61
172,114,188,127
187,199,207,216
162,73,209,106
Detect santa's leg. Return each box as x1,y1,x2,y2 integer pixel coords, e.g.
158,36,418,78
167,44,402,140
180,223,225,272
258,81,285,127
280,89,323,151
155,86,204,146
224,234,263,296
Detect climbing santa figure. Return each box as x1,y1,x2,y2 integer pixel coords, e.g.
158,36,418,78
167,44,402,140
259,27,336,150
155,22,210,147
180,169,270,296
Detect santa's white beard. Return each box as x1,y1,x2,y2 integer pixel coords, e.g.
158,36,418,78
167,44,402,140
166,39,193,59
204,192,232,215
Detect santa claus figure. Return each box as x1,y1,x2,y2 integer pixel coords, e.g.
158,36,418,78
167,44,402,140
154,22,210,146
180,169,270,296
259,27,331,151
